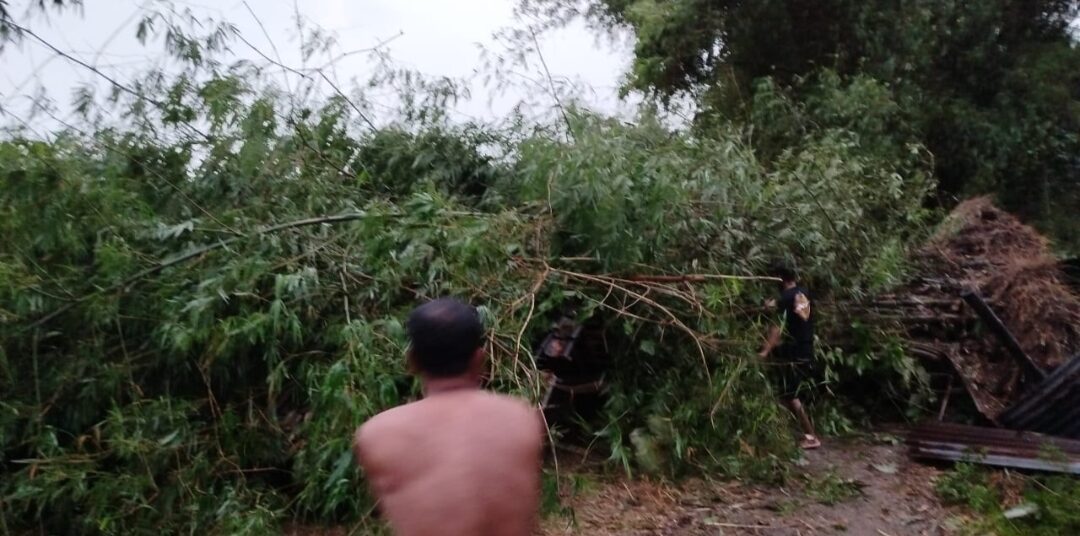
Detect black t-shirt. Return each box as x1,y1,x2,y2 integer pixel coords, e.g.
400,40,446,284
777,286,814,348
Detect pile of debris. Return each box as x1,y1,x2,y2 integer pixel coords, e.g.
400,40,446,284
879,198,1080,472
871,197,1080,420
925,198,1080,368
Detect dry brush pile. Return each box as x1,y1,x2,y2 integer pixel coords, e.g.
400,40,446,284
865,197,1080,418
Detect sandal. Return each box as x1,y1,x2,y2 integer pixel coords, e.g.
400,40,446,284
799,434,821,450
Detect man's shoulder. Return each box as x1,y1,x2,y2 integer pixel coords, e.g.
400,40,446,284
781,287,812,304
475,393,545,441
359,393,535,431
355,403,421,449
480,391,537,411
782,286,808,298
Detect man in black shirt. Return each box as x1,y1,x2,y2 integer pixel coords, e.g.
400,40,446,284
758,264,820,450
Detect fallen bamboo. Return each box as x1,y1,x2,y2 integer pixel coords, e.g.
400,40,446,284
624,274,781,283
24,212,372,331
938,375,954,421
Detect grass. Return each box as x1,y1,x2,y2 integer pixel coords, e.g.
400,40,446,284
936,463,1080,535
804,469,865,505
540,469,596,523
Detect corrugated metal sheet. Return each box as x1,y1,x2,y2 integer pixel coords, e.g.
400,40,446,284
908,422,1080,474
999,353,1080,439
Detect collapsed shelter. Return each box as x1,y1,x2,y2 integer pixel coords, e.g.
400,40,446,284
888,198,1080,471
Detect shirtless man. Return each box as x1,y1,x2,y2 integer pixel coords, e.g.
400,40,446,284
353,298,545,536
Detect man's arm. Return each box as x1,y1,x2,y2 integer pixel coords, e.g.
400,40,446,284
353,423,387,493
759,295,785,358
352,427,368,467
758,325,782,358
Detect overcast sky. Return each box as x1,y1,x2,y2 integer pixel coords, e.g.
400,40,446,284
0,0,635,129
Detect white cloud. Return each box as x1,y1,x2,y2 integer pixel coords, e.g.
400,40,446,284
313,0,352,30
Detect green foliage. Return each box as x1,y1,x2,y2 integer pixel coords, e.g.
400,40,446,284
356,126,505,202
540,469,592,521
937,463,1080,535
936,462,1001,513
0,4,940,533
0,86,934,532
819,325,932,421
804,469,863,506
510,105,932,292
0,67,539,531
549,0,1080,249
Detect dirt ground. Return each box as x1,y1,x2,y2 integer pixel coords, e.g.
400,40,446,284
287,436,963,536
540,436,960,536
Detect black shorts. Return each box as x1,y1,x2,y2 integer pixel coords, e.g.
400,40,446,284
768,344,816,399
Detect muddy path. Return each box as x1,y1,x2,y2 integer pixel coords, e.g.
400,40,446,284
541,437,959,536
288,436,962,535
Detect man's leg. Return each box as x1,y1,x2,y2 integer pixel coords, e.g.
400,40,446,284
779,397,819,449
787,358,820,449
788,398,818,446
771,354,821,449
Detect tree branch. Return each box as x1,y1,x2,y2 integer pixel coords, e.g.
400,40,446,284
529,27,575,141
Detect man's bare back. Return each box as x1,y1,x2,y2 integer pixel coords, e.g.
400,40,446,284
355,390,542,536
352,299,544,536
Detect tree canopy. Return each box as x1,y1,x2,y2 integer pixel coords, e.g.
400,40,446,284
539,0,1080,247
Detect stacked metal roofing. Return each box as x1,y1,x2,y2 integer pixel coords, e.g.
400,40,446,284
908,353,1080,473
908,422,1080,474
999,353,1080,439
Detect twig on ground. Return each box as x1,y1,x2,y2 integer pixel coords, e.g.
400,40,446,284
707,521,792,530
626,274,781,283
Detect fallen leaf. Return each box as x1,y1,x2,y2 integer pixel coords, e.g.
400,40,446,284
872,462,899,474
1003,503,1039,520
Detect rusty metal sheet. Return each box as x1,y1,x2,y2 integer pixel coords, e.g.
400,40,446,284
999,353,1080,439
907,422,1080,474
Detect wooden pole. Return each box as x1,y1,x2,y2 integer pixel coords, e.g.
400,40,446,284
961,290,1046,379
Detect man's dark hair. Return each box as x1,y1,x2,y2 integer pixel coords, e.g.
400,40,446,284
406,298,484,378
770,262,798,284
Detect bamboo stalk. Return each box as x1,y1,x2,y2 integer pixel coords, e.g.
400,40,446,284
624,274,781,283
24,212,370,330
